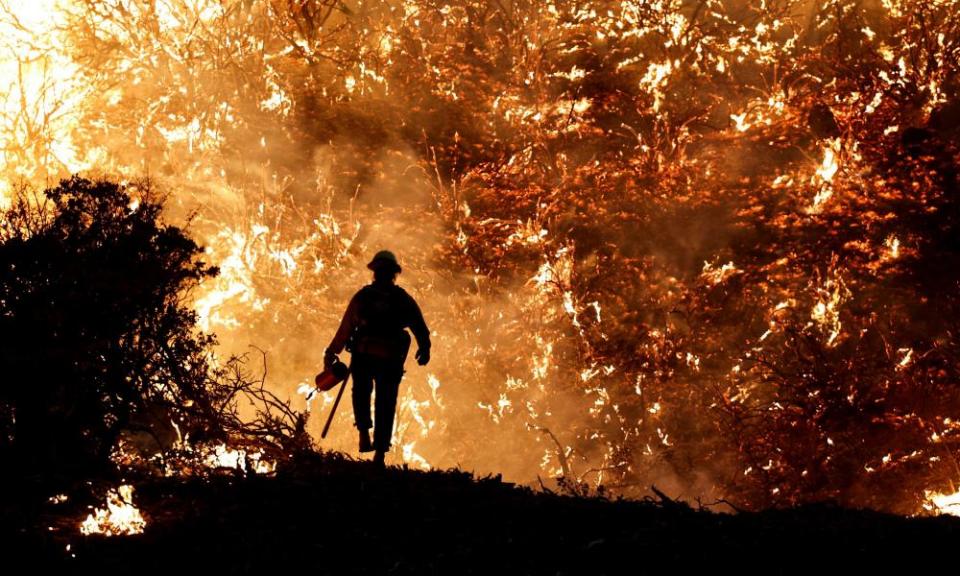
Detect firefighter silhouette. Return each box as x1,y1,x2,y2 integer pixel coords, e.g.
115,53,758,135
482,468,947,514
324,250,431,466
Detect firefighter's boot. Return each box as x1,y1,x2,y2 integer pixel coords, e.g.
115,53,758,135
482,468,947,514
359,429,374,453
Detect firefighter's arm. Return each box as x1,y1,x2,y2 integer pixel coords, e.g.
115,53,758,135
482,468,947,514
408,296,431,366
326,293,360,364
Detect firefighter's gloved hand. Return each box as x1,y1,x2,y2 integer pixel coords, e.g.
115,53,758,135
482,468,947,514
323,348,339,369
415,347,430,366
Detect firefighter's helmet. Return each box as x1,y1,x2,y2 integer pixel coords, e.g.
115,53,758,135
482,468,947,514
367,250,402,273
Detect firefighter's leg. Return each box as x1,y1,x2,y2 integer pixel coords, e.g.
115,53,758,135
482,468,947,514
350,356,374,432
372,363,404,453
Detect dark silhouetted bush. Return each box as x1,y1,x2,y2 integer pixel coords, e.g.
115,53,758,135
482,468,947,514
0,177,223,474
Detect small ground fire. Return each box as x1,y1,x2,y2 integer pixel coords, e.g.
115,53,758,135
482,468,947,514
80,485,146,537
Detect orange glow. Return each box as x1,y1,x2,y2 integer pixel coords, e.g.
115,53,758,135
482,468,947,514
80,485,146,536
924,490,960,517
1,0,957,515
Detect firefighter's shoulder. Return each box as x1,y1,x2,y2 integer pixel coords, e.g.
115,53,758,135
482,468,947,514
391,284,416,300
351,286,374,303
396,286,425,312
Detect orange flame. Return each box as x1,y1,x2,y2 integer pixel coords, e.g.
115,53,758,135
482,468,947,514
80,485,146,536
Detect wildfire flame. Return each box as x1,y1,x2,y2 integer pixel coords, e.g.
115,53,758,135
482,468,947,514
204,443,276,475
924,490,960,517
809,139,842,214
1,0,958,514
80,485,146,536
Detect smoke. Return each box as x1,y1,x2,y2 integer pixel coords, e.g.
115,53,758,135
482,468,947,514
2,0,959,512
0,0,822,497
169,129,561,482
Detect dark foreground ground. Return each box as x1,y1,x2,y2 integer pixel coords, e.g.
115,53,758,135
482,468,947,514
2,450,957,574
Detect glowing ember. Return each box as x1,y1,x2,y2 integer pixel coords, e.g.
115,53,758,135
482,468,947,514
809,139,842,213
203,443,276,475
702,261,740,285
810,270,849,347
80,485,146,536
885,236,901,260
924,490,960,517
896,348,913,370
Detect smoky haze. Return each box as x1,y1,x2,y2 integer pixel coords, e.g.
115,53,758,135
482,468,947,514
1,0,959,513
